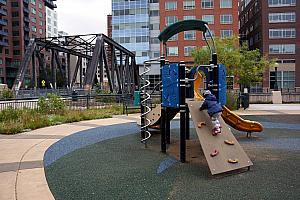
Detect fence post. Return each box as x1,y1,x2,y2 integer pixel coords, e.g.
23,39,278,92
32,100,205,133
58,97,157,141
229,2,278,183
86,95,90,109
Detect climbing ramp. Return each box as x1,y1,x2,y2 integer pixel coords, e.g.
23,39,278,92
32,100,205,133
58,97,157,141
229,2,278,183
186,99,253,175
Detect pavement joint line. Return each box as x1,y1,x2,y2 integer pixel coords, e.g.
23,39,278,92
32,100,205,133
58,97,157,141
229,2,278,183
14,139,48,200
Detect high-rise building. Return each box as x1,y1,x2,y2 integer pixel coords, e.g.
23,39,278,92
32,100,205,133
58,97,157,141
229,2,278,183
0,0,56,87
46,6,58,37
111,0,160,65
159,0,239,63
239,0,299,90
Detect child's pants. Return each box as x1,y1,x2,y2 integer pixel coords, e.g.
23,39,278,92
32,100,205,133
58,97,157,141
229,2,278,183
211,112,221,132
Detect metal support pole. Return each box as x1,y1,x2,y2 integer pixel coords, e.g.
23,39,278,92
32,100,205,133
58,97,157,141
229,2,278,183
185,104,190,140
179,61,186,163
32,53,36,89
166,107,171,144
161,107,167,153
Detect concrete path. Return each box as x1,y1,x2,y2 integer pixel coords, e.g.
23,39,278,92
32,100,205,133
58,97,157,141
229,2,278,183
0,117,137,200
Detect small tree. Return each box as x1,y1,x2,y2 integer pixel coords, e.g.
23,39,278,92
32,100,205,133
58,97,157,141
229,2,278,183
192,36,274,90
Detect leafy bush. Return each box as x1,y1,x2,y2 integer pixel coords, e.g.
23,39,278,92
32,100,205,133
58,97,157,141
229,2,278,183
1,89,14,100
0,107,20,122
226,91,239,110
38,94,65,114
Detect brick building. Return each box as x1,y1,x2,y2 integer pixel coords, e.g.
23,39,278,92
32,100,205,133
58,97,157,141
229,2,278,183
0,0,56,87
239,0,299,90
159,0,239,63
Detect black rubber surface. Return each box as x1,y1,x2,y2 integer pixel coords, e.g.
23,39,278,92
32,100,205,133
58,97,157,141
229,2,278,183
45,115,300,200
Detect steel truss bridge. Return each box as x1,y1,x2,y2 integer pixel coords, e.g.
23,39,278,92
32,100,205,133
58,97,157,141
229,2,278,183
12,34,139,96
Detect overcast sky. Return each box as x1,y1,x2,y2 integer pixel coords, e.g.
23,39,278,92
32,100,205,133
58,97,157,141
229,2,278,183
56,0,112,35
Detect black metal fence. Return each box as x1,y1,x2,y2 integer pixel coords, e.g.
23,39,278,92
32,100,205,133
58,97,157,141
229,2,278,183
0,94,127,111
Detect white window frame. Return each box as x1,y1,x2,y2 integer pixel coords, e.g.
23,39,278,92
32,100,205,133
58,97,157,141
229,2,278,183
167,47,178,56
269,12,296,23
268,0,296,7
184,31,196,40
220,0,232,8
183,0,195,10
202,15,214,24
269,28,296,39
184,46,196,56
269,44,295,54
165,1,177,11
201,0,214,9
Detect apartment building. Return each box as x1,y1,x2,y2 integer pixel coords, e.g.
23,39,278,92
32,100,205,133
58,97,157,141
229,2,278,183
46,6,57,37
239,0,299,90
112,0,160,65
0,0,56,87
160,0,239,63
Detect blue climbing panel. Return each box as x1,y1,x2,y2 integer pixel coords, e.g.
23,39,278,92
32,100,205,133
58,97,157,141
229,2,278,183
218,64,227,106
162,63,180,108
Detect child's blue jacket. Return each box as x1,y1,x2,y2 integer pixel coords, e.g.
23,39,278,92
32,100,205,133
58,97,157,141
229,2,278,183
200,94,223,117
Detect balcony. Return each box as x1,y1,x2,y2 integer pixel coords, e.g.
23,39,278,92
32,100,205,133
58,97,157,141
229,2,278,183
0,8,7,16
23,7,29,14
0,19,7,26
0,0,6,6
24,17,30,23
23,0,29,4
0,40,8,47
24,36,30,41
6,73,17,78
0,29,8,36
24,26,30,32
45,0,57,9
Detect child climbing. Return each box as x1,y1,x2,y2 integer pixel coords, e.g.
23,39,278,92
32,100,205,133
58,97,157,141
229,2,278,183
199,90,223,136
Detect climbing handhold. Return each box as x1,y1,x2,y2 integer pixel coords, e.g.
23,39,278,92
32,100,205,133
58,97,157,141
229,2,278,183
228,159,239,164
197,122,206,128
224,140,235,145
210,149,219,157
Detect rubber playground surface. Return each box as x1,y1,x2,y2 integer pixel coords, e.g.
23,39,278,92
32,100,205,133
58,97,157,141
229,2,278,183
45,115,300,200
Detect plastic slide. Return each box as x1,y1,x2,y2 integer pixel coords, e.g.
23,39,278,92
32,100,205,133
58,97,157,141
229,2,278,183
187,99,253,175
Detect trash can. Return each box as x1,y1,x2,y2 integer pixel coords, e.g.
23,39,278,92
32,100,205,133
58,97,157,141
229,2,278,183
134,91,140,106
72,90,78,101
241,93,249,110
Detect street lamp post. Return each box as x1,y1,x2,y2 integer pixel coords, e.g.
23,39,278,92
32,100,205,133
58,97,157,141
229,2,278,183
274,63,279,91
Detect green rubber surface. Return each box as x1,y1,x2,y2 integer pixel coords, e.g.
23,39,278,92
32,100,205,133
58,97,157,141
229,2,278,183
45,115,300,200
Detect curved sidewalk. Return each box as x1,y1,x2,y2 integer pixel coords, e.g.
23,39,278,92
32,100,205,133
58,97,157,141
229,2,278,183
0,116,137,200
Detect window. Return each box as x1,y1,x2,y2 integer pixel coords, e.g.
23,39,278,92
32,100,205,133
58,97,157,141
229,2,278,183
150,10,159,17
165,1,177,10
31,8,36,14
184,46,196,56
269,12,296,23
202,15,214,24
184,16,196,20
220,0,232,8
220,29,233,38
13,50,20,55
202,0,214,9
220,14,232,24
32,26,37,32
150,38,160,44
169,34,178,41
31,0,36,5
38,12,43,18
39,29,43,34
12,12,19,17
167,47,178,56
13,41,20,46
165,16,178,26
184,31,196,40
202,30,215,40
183,0,195,10
11,2,19,7
269,44,295,54
269,28,296,39
12,31,19,36
12,21,19,27
38,3,42,9
268,0,296,7
270,71,295,89
31,17,36,23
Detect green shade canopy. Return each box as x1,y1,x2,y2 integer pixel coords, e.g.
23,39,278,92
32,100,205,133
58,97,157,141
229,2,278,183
158,20,208,43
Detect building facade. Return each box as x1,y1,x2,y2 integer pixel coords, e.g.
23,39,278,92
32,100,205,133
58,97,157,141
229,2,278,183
112,0,160,65
46,6,57,37
239,0,299,90
0,0,56,87
160,0,239,63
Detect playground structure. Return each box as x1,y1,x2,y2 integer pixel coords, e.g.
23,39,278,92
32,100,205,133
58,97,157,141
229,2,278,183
12,34,139,97
140,20,263,175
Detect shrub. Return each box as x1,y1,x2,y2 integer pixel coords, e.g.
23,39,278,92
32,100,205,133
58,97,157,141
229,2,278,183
1,89,14,100
38,94,65,114
226,91,239,110
0,107,20,122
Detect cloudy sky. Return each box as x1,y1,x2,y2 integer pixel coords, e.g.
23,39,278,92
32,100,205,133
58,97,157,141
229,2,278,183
56,0,111,35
